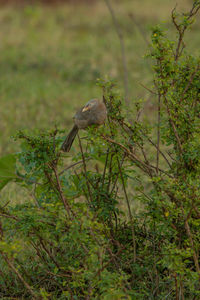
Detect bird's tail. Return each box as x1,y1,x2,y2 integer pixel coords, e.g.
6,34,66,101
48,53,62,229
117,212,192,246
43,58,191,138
61,125,79,152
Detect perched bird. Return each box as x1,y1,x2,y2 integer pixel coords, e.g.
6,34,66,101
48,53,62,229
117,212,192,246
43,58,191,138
61,99,107,152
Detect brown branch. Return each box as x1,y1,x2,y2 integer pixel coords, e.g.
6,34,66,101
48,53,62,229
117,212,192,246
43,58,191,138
184,219,200,280
121,120,172,169
101,148,110,189
172,3,200,61
95,246,124,278
107,151,114,192
181,65,200,98
156,93,161,174
77,133,93,203
59,158,91,176
0,252,38,299
110,152,126,194
156,56,184,156
51,164,71,218
193,204,200,219
165,99,183,155
45,270,72,278
0,213,18,221
102,134,173,178
138,144,154,178
102,135,149,171
139,82,158,95
145,135,172,169
38,235,61,269
117,158,136,263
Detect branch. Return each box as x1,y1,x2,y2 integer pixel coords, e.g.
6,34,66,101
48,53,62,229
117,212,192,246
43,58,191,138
102,134,173,178
172,2,200,61
120,120,172,169
0,252,38,299
77,133,93,203
156,93,161,174
51,164,72,218
139,82,158,95
164,98,183,155
59,158,91,176
117,158,136,263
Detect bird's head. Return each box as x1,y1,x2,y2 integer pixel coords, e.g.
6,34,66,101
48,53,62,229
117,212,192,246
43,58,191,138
82,99,99,112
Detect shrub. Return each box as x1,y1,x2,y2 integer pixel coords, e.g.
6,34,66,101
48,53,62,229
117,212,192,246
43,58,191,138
0,1,200,299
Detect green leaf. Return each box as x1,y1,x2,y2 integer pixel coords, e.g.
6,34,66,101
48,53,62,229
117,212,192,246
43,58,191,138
0,154,17,190
0,178,11,191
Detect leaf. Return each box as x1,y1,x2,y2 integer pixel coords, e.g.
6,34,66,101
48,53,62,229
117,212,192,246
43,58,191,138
0,154,17,191
0,178,11,191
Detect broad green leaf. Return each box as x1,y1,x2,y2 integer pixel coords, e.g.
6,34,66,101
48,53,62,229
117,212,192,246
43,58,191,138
0,178,11,191
0,154,17,190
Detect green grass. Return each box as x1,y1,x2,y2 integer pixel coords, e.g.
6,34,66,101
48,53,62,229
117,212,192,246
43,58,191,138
1,0,200,155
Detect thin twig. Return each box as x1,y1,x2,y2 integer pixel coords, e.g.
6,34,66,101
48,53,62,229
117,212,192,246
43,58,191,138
0,213,18,221
156,93,161,174
0,252,38,299
117,158,136,263
172,3,200,61
111,152,126,194
139,82,158,95
107,152,114,192
101,148,110,189
59,158,91,176
51,164,71,218
145,136,172,169
120,120,172,169
102,134,173,178
165,98,183,155
77,133,93,203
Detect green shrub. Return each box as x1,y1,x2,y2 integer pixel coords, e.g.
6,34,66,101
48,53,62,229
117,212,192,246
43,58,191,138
0,1,200,299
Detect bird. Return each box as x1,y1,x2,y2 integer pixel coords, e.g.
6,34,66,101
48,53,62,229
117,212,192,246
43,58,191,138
61,99,107,152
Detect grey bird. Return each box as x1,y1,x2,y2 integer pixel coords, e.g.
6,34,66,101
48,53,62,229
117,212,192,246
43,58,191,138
61,99,107,152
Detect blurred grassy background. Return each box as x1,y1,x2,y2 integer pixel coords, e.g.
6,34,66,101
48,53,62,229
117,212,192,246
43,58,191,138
1,0,200,155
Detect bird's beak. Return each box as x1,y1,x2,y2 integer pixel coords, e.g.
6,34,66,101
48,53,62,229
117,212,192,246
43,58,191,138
82,105,90,112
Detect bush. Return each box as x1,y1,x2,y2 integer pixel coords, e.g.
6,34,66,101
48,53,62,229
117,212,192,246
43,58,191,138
0,1,200,299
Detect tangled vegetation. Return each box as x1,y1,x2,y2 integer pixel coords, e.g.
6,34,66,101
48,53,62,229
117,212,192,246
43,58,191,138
0,1,200,299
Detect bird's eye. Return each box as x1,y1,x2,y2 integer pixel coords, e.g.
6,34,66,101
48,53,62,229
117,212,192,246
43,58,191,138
82,105,91,112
